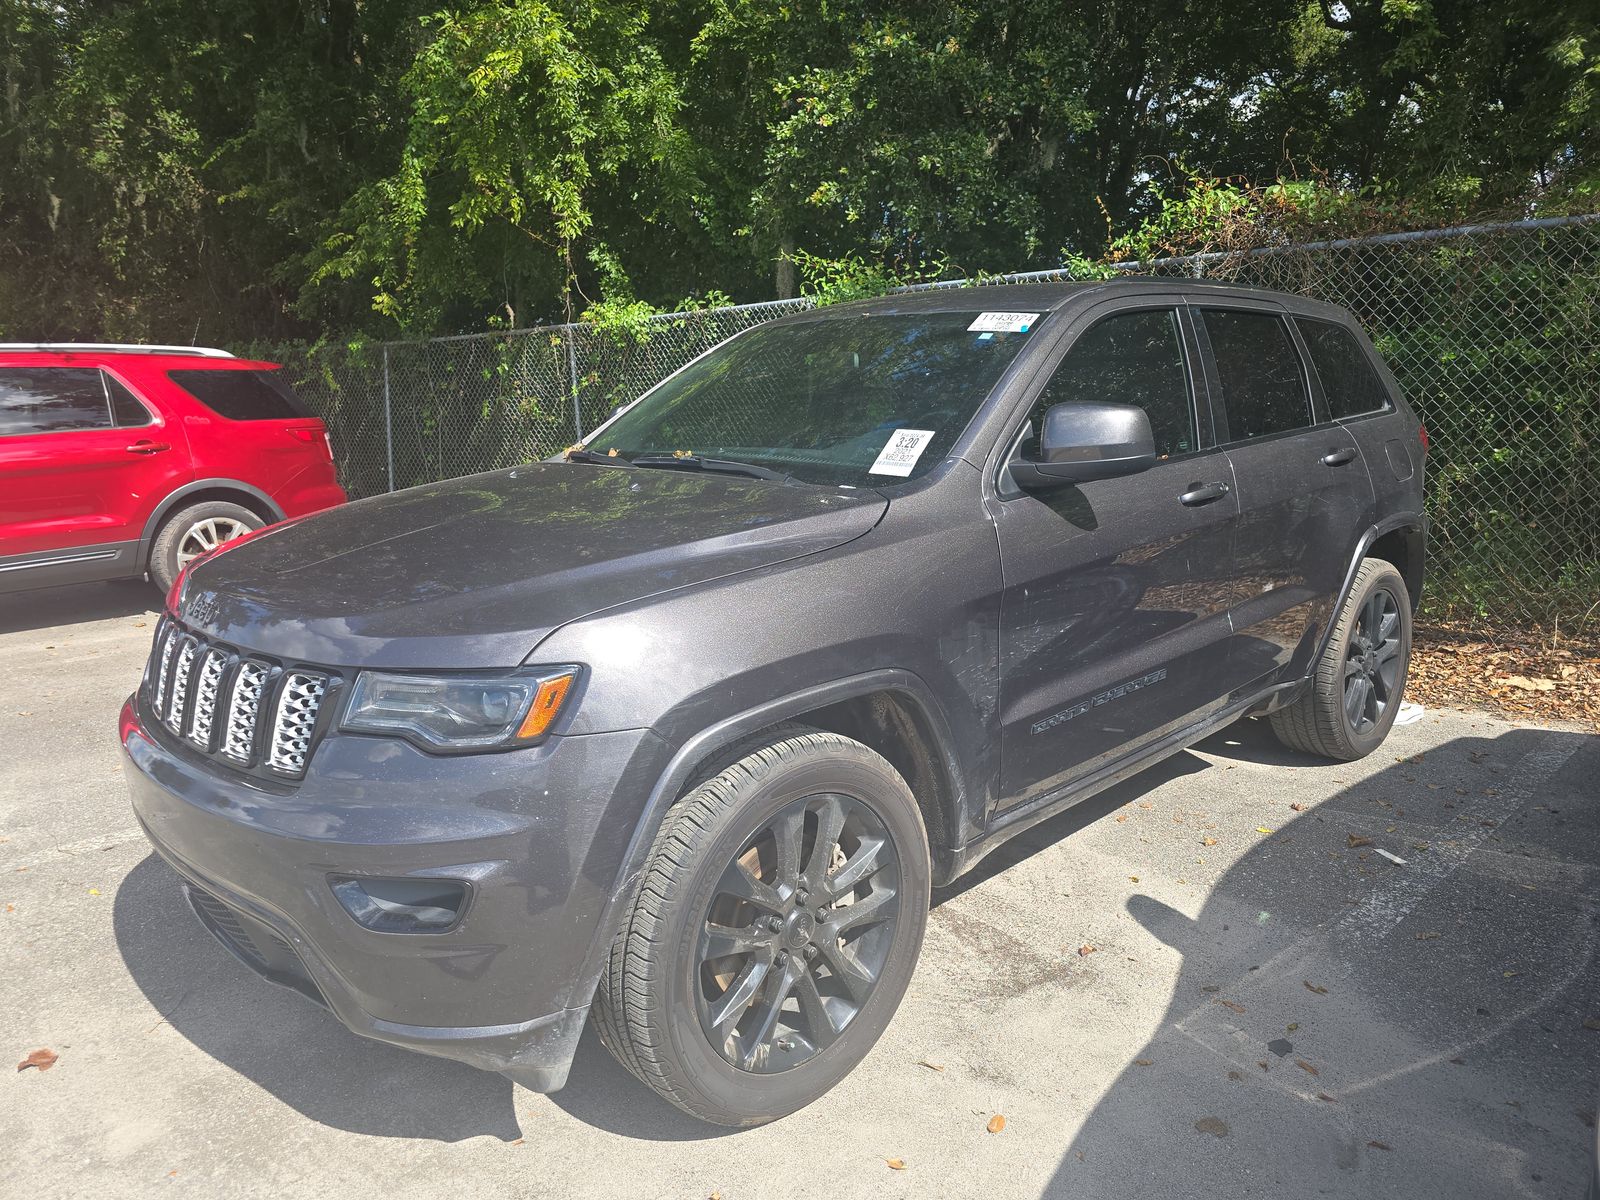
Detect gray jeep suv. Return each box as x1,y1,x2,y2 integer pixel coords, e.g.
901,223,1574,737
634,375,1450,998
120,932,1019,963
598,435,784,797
120,279,1426,1126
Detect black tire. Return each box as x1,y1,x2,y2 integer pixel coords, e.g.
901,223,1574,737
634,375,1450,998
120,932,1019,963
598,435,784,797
148,501,263,595
1270,557,1412,761
593,725,930,1127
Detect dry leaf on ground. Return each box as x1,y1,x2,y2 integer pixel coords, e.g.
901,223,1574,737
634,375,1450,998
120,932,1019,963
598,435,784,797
1077,944,1097,957
1347,834,1373,848
1295,1059,1320,1077
1304,980,1329,995
986,1115,1006,1133
885,1158,906,1170
17,1048,57,1072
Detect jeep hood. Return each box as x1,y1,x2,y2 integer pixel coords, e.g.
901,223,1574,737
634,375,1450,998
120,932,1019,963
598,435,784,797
177,463,886,668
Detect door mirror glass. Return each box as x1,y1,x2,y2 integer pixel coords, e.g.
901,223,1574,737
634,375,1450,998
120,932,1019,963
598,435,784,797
1012,401,1157,488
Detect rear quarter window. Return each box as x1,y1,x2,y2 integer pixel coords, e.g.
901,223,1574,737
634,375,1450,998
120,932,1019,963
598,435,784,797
168,369,308,420
1296,318,1393,419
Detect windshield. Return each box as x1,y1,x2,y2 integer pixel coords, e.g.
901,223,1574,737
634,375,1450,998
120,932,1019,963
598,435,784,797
582,311,1041,486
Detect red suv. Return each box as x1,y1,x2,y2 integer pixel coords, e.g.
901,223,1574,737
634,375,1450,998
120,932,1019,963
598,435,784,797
0,344,345,596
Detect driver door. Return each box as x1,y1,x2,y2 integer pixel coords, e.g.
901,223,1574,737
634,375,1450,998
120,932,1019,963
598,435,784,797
989,302,1241,813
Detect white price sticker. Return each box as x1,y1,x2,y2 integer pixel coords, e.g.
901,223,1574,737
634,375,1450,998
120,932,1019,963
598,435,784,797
869,428,936,477
967,311,1039,334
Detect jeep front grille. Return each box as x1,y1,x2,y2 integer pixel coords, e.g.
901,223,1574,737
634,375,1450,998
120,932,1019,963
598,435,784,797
143,617,334,779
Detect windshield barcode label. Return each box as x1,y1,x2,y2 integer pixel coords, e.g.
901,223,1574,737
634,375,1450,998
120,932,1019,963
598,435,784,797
968,312,1038,334
869,429,936,477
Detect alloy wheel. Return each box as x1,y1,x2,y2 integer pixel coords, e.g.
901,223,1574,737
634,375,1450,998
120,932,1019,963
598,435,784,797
176,517,251,568
694,792,901,1074
1343,586,1402,735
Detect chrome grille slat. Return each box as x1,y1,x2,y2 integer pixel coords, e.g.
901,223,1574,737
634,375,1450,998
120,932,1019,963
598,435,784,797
186,649,227,747
152,624,176,714
222,661,270,763
267,672,327,776
166,637,199,729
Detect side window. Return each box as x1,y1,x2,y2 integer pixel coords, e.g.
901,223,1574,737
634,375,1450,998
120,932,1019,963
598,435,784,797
104,372,154,427
1025,308,1196,460
1295,318,1392,419
0,367,112,437
1200,310,1311,441
167,369,309,420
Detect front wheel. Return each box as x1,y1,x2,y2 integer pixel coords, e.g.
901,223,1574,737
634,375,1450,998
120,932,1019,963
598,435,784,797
593,726,930,1126
1270,556,1412,761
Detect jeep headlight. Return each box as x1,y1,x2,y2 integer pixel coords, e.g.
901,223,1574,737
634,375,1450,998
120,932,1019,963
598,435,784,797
341,667,579,751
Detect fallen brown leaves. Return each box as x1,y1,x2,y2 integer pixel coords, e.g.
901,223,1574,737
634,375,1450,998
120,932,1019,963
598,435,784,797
1408,626,1600,729
885,1158,906,1171
986,1115,1007,1134
17,1048,57,1072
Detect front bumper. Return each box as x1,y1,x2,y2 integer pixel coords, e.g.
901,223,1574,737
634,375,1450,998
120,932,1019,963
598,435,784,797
119,693,664,1091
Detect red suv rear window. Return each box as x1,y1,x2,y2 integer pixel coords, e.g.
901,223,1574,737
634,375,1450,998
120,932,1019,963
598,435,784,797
168,369,309,421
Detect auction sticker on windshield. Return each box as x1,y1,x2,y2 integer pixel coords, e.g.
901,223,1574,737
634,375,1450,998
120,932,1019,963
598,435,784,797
869,428,936,477
967,311,1039,334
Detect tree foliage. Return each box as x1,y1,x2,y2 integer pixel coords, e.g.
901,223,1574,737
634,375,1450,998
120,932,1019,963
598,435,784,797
1,0,1595,340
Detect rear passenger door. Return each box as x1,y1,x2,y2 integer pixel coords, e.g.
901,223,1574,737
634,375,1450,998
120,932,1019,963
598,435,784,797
1294,315,1417,514
1191,304,1376,687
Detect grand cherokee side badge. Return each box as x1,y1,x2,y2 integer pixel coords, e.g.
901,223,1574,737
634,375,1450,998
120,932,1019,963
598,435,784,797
1031,668,1169,734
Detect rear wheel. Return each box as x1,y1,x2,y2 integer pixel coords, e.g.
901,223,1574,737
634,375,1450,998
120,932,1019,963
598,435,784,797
593,726,930,1126
148,501,263,595
1270,556,1412,761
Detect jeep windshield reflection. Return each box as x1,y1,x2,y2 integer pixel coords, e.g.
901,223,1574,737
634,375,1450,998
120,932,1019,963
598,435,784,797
572,311,1039,487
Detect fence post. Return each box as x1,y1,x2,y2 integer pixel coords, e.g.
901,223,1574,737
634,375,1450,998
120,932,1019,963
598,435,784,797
382,343,395,493
566,324,583,443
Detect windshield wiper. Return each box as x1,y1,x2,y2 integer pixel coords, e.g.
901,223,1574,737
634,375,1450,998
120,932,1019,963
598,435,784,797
564,448,634,467
630,454,799,485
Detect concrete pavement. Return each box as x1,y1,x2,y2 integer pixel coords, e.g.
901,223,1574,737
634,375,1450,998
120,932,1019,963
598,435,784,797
3,580,1597,1199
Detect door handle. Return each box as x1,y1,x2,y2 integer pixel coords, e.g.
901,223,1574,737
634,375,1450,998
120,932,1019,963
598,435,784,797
126,440,171,454
1321,447,1358,467
1179,481,1230,507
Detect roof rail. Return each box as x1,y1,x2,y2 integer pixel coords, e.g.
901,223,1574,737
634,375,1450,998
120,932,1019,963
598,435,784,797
0,342,234,358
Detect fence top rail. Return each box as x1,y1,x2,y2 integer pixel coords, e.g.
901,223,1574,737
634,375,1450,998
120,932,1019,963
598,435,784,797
372,210,1600,349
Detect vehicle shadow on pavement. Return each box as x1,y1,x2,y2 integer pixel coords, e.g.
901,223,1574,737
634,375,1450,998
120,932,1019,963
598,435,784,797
0,580,157,634
114,854,525,1143
1038,718,1600,1199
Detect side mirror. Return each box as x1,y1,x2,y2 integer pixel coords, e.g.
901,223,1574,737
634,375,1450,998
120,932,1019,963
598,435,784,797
1010,401,1157,489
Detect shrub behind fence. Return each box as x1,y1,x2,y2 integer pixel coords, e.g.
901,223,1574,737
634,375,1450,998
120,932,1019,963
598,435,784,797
276,214,1600,639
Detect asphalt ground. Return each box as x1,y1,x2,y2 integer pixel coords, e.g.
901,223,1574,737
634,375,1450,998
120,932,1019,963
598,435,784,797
3,579,1597,1199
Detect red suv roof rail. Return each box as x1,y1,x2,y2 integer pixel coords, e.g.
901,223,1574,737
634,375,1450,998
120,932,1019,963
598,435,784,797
0,342,234,358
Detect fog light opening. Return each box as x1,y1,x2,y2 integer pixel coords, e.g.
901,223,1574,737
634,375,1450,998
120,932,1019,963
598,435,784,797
330,875,467,933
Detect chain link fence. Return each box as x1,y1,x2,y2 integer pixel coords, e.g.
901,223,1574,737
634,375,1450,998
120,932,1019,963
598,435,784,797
275,214,1600,639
